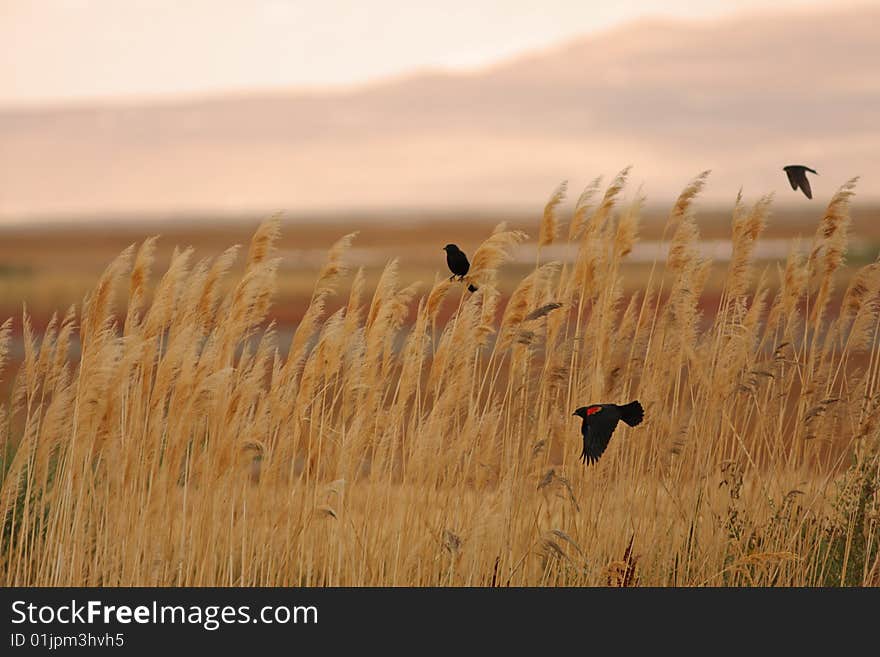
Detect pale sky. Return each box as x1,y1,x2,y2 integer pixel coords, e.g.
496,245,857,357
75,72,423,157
0,0,842,108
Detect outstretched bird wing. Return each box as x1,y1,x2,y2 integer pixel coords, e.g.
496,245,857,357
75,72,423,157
580,425,599,464
799,174,813,199
785,166,815,199
580,414,620,465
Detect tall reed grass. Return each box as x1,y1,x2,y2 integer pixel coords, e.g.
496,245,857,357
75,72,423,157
1,171,878,586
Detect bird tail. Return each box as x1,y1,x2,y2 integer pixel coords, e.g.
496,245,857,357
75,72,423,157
619,400,644,427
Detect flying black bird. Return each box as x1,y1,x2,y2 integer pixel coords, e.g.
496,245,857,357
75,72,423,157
443,244,478,292
783,165,818,199
572,401,644,465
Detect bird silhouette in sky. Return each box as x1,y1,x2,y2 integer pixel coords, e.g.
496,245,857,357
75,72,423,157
783,165,818,199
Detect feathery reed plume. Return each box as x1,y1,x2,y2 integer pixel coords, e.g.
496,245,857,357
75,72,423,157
124,236,159,334
539,180,568,248
567,176,603,241
767,241,807,339
80,244,135,347
47,306,76,393
195,245,240,332
712,281,768,399
562,168,631,303
808,177,859,327
667,170,711,230
214,224,281,369
656,174,712,377
34,312,58,388
856,395,880,443
726,194,772,302
314,232,358,300
12,308,37,412
498,263,559,350
396,299,430,409
477,286,501,346
366,259,400,333
0,317,11,383
0,317,14,452
524,303,563,322
246,214,282,268
426,276,454,326
295,310,344,414
840,261,880,354
614,192,644,259
346,267,367,332
841,262,880,324
589,166,631,238
426,292,482,409
142,246,193,340
283,233,357,391
667,205,701,275
33,377,72,483
605,292,640,396
468,224,529,289
361,264,420,398
175,256,211,330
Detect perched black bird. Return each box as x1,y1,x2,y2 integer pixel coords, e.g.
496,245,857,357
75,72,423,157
783,165,818,199
443,244,478,292
572,401,644,465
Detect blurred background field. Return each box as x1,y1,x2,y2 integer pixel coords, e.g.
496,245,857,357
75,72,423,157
0,200,877,414
3,201,880,340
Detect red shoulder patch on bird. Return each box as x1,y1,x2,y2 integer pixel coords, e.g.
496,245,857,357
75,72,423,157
586,406,602,416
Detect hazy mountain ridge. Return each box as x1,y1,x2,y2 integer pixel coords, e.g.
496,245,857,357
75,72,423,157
2,5,878,219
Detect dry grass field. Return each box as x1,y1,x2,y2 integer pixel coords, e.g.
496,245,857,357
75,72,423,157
1,170,878,586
